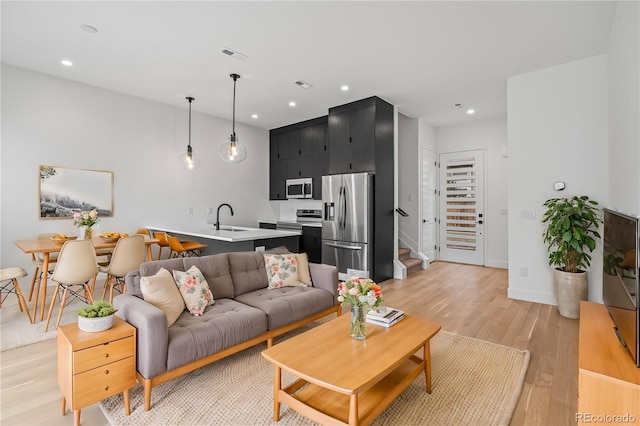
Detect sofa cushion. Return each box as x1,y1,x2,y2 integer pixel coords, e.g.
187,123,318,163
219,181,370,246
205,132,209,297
228,252,268,296
235,287,334,330
166,299,267,372
183,254,235,299
139,267,185,327
173,265,215,316
264,254,304,289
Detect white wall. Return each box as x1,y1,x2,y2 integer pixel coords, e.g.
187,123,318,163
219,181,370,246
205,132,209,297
398,113,419,250
608,1,640,216
437,116,509,268
1,65,275,273
507,55,609,305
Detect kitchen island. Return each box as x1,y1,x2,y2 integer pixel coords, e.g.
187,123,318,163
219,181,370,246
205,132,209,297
147,225,300,256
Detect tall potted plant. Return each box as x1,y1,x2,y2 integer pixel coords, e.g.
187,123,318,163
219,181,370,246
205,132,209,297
542,195,602,319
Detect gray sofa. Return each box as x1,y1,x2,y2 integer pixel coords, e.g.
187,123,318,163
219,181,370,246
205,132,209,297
114,251,339,411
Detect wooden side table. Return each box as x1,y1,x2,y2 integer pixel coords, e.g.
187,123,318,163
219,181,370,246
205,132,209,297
57,317,136,426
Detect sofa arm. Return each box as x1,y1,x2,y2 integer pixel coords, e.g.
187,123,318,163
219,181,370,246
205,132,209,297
124,269,143,296
113,294,169,379
309,263,339,303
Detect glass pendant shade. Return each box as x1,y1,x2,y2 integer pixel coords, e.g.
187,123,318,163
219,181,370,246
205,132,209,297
179,96,199,170
219,74,247,163
179,145,201,170
220,134,247,163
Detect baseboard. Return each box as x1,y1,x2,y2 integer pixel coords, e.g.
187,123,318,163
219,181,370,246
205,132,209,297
486,260,508,269
507,288,556,306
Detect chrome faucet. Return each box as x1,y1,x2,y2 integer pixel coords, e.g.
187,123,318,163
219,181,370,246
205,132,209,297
215,203,234,231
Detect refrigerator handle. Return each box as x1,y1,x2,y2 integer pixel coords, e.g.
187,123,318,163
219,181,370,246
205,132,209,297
339,186,346,230
324,202,334,220
324,242,363,250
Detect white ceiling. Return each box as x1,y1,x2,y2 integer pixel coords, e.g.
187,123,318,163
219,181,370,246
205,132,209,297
1,1,616,130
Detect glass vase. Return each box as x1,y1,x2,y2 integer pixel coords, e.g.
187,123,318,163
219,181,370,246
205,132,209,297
80,226,93,240
350,305,367,340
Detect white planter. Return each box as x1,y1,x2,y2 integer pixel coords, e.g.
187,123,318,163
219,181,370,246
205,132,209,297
78,313,115,332
553,269,588,319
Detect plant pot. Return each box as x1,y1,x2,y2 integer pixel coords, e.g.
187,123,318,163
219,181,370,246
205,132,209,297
553,269,588,319
78,313,115,332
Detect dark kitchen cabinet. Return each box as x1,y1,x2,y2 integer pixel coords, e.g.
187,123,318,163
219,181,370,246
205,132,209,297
301,226,322,264
328,98,387,174
269,159,288,200
269,116,328,200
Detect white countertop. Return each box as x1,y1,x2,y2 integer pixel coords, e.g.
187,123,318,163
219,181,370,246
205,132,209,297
148,225,301,243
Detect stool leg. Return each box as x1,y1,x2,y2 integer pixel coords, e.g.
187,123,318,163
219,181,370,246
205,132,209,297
14,279,33,324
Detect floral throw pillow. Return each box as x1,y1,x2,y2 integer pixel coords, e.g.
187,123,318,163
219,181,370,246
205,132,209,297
172,265,215,316
264,254,306,289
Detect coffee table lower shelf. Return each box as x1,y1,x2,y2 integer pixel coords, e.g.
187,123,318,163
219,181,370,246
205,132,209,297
278,354,426,425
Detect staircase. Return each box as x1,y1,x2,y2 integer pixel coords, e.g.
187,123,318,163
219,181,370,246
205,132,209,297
398,247,423,276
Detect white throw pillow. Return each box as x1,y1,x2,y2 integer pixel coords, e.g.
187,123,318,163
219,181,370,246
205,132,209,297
264,254,307,289
172,265,215,316
140,267,185,327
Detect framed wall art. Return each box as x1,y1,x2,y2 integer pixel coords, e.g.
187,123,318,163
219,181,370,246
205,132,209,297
39,165,114,219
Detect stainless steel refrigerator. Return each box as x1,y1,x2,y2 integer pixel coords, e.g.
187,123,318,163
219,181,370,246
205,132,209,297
322,173,373,280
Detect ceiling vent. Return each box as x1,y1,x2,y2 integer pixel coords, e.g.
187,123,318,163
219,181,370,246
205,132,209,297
221,47,247,60
294,80,313,89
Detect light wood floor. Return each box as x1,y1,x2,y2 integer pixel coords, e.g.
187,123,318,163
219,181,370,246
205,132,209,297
0,261,578,425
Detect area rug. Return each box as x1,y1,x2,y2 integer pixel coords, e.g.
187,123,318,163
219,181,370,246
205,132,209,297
1,278,107,351
100,331,530,426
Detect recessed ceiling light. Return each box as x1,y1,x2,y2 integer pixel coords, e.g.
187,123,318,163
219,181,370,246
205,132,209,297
80,24,98,34
289,101,296,107
466,109,475,115
251,114,258,119
341,85,349,91
61,59,73,67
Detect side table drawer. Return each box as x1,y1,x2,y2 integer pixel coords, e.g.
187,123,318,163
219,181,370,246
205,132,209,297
73,356,136,408
74,336,134,374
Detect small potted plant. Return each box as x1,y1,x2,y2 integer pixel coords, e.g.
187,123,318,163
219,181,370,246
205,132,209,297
77,300,117,332
542,195,602,319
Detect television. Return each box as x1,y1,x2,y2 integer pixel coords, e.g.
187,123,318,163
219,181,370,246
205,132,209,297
602,208,640,368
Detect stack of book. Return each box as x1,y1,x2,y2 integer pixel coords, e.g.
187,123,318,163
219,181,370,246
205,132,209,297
366,307,405,327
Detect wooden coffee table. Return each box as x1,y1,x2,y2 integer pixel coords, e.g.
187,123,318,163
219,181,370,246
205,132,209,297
261,313,441,425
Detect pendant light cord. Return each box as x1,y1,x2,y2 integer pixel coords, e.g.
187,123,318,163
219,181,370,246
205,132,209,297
187,96,194,149
232,77,236,136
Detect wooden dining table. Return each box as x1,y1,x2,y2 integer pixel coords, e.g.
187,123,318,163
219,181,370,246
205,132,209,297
14,235,158,323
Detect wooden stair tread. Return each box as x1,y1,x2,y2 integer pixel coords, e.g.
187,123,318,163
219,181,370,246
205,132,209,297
400,258,423,268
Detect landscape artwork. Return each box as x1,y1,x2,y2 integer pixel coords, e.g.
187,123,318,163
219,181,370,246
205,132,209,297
39,165,113,219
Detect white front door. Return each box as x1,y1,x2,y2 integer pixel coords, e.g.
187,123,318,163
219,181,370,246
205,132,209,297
438,149,484,265
420,147,437,262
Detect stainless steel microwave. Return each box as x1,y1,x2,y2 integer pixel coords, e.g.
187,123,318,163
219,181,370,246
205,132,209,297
286,178,313,199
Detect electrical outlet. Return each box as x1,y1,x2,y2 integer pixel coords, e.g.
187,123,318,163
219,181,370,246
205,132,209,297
207,207,213,214
520,210,536,219
187,207,193,215
501,208,508,215
519,267,528,277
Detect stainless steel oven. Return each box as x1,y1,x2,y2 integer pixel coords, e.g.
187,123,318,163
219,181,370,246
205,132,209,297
286,178,312,199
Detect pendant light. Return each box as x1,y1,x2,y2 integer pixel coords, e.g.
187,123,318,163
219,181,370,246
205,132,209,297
179,96,200,170
219,73,247,163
